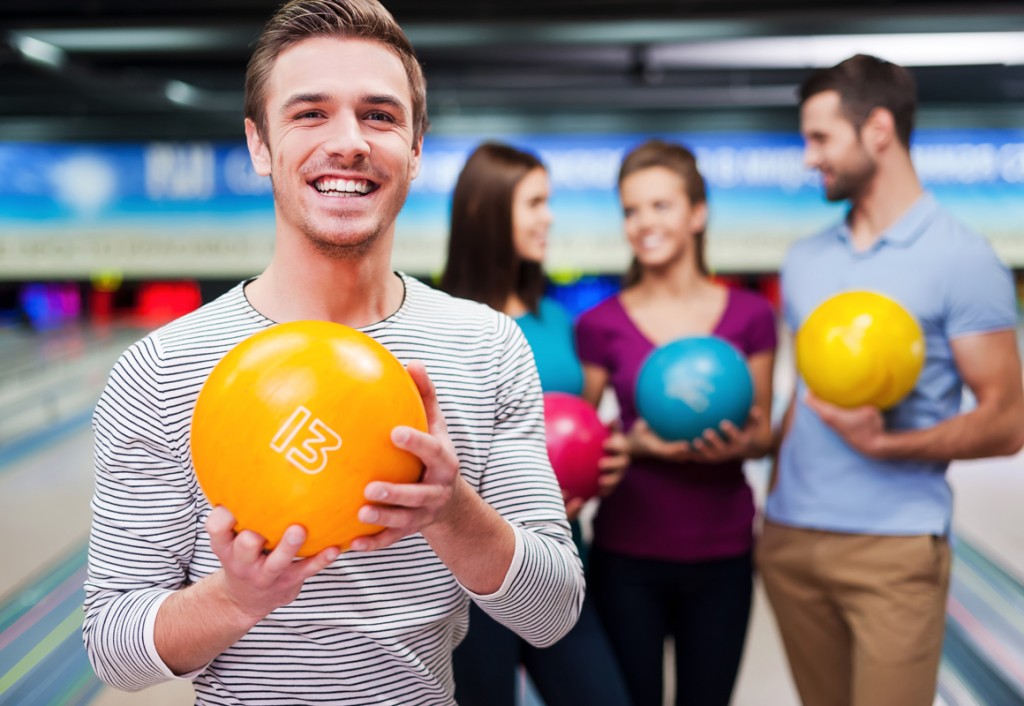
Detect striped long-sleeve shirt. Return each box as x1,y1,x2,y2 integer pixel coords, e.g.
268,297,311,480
83,273,584,705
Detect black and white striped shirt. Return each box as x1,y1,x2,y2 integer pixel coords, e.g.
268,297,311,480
84,273,584,705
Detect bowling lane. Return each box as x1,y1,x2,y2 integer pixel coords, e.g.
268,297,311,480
0,322,196,706
949,450,1024,585
0,428,94,598
0,427,195,705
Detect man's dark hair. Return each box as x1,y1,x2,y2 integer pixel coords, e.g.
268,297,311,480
245,0,429,142
799,54,916,149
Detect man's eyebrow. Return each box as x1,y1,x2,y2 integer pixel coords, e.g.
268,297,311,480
363,94,408,116
279,92,331,116
278,92,408,118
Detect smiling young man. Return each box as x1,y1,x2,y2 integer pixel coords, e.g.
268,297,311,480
82,2,584,704
758,54,1024,706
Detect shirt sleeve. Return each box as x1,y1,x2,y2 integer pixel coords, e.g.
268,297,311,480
83,337,200,691
574,301,611,369
467,314,585,647
744,293,779,356
945,237,1018,339
779,247,802,334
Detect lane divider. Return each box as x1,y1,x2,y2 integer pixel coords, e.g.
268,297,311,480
0,542,97,705
0,544,88,635
940,535,1024,705
0,608,83,694
0,566,87,653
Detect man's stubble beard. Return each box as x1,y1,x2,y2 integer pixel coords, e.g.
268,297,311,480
300,212,382,259
270,172,411,261
824,146,877,203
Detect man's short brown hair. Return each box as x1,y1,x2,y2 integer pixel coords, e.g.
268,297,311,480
244,0,429,142
799,54,916,149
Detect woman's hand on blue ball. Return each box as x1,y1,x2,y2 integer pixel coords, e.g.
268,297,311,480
691,419,748,460
629,408,766,464
690,407,764,462
627,420,700,463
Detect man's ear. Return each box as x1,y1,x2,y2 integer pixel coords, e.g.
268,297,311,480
408,135,423,180
245,118,272,177
862,107,896,154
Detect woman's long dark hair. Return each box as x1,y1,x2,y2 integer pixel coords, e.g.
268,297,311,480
440,142,547,313
618,140,709,287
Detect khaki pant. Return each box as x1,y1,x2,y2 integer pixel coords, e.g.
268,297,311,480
756,521,951,706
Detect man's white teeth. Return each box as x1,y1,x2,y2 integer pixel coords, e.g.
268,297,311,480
315,179,372,194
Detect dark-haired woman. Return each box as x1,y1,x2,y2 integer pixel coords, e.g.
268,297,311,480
444,142,631,706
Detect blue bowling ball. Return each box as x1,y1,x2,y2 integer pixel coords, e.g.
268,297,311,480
635,336,754,443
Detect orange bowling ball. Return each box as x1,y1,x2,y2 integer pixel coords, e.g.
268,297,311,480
190,321,427,556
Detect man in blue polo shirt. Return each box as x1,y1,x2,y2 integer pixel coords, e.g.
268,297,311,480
759,54,1024,706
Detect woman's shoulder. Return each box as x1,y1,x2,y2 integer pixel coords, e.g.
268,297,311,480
721,286,778,352
575,293,623,327
537,296,571,322
725,286,776,320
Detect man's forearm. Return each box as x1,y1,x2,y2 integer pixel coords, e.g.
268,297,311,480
873,328,1024,463
421,477,516,595
154,571,263,676
875,402,1024,462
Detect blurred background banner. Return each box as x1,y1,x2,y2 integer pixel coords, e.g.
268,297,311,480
2,128,1023,278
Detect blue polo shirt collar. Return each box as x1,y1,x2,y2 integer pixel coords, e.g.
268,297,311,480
835,192,939,249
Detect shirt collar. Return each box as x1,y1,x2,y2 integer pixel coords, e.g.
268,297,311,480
835,192,939,249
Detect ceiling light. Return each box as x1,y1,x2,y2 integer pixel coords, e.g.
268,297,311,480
13,27,254,53
11,34,66,69
649,32,1024,69
165,80,202,107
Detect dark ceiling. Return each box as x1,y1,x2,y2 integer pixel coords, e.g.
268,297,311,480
2,0,1024,141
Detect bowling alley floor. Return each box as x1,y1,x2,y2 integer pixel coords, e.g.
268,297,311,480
2,322,1023,706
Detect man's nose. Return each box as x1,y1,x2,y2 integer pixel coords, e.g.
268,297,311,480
322,113,370,163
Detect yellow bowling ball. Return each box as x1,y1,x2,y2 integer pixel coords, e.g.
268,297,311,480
796,291,925,409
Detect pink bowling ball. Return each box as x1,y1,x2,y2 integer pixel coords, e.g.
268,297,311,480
543,392,609,501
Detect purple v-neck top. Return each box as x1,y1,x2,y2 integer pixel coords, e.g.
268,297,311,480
575,288,777,562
